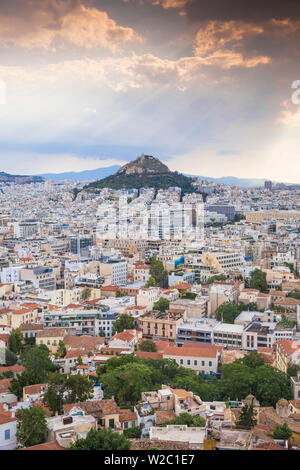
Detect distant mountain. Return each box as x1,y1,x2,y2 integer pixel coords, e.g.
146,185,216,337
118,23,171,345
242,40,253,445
83,154,195,192
188,175,266,188
39,166,120,181
0,172,44,184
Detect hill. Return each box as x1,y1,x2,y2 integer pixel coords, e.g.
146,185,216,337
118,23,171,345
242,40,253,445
0,172,44,184
83,154,195,192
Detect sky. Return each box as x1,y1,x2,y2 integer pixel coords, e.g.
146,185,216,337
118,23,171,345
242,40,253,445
0,0,300,182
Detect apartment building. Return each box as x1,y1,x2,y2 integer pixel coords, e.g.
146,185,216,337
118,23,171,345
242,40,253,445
276,340,300,373
202,250,244,272
138,311,185,342
20,266,56,290
176,317,220,346
163,343,222,376
212,323,244,349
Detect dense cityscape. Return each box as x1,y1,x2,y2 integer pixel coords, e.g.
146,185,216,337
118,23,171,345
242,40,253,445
0,154,299,452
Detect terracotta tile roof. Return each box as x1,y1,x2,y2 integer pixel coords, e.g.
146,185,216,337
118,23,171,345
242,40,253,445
21,441,65,451
277,339,300,357
164,344,220,358
37,328,66,338
24,383,46,395
0,378,11,393
64,399,118,417
135,351,163,360
0,364,25,374
110,331,135,343
11,308,32,315
20,323,43,331
65,348,88,359
63,335,105,351
118,408,137,423
155,410,176,425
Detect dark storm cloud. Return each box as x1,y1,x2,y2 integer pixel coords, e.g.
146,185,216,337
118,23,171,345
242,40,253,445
186,0,300,22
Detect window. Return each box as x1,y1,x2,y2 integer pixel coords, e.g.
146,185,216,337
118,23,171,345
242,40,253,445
180,359,183,365
209,361,212,367
194,360,197,366
201,361,205,366
109,419,115,428
187,360,190,365
4,429,10,440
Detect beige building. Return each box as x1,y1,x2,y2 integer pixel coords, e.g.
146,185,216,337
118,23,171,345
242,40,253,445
36,328,67,353
163,343,222,375
138,311,185,342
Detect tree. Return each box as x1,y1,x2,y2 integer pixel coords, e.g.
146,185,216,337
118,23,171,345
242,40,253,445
65,374,94,404
272,423,292,440
112,314,135,335
145,276,157,288
206,275,227,284
149,258,168,288
43,372,67,415
139,340,157,352
162,412,205,427
216,302,243,323
82,288,91,301
16,406,47,448
249,269,268,293
9,329,23,354
9,369,45,400
100,362,154,405
70,427,131,450
123,426,142,438
236,352,265,369
56,340,66,359
153,297,170,313
236,402,257,429
21,344,58,378
4,348,17,366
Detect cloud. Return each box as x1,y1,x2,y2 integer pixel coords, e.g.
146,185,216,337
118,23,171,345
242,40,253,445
277,99,300,128
185,0,300,23
0,0,140,49
0,152,126,174
193,21,270,68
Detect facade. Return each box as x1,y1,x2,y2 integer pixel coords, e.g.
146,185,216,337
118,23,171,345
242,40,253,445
138,311,185,342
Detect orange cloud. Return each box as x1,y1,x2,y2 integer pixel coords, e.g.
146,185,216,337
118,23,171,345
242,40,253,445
0,0,140,49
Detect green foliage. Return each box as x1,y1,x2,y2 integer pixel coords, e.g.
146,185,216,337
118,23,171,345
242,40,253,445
112,314,136,335
139,340,157,352
123,426,142,439
216,302,243,323
70,427,131,450
145,276,157,288
82,288,91,300
9,344,59,400
181,292,197,300
65,374,94,404
153,297,170,312
272,423,292,440
206,275,228,284
234,213,246,222
83,171,195,193
236,352,265,369
56,340,67,359
16,406,47,448
149,258,169,289
287,292,300,300
236,402,257,429
4,348,17,366
162,412,205,427
43,372,67,415
249,269,268,293
9,328,23,354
